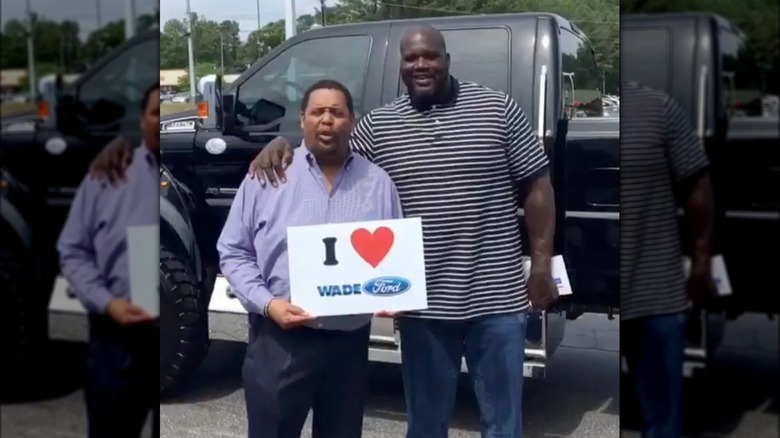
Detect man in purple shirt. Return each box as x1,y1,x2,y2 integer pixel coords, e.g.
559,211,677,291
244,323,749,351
217,79,403,438
57,83,160,438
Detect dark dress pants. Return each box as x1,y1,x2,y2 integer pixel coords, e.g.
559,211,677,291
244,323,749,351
243,315,371,438
84,315,159,438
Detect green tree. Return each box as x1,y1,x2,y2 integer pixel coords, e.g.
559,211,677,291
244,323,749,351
177,62,219,91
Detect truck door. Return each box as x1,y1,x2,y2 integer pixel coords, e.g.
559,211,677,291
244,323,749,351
192,26,389,224
557,25,619,311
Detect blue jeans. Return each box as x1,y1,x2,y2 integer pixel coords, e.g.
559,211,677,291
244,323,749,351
398,312,527,438
623,312,687,438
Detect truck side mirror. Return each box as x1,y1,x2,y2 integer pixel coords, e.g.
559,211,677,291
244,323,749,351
38,74,62,129
199,75,223,130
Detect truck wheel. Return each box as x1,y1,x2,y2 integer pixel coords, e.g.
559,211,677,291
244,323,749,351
0,230,50,399
159,247,210,395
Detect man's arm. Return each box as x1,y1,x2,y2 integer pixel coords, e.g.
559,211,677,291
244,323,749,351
89,136,134,185
503,96,555,268
349,111,377,162
664,95,714,264
56,178,115,314
216,176,274,316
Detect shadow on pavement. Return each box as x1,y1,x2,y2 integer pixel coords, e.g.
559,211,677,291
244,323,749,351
160,314,622,437
1,341,86,404
160,340,245,404
621,317,779,437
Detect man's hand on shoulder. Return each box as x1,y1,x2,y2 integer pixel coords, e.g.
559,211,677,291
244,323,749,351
89,136,133,186
248,136,295,187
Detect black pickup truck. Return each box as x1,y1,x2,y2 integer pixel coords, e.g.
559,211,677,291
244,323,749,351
621,12,779,375
151,12,619,393
1,30,159,387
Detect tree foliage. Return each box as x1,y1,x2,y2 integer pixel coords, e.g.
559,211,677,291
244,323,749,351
622,0,778,92
160,0,620,82
1,12,158,72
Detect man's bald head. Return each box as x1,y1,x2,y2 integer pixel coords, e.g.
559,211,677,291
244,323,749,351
400,25,447,55
398,25,451,108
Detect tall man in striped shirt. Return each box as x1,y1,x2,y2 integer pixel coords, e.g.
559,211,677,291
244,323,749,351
251,26,558,438
620,81,716,437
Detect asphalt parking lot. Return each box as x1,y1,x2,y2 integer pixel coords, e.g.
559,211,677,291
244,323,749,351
1,313,776,437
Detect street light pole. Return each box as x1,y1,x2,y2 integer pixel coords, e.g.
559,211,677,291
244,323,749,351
256,0,262,58
25,0,36,98
185,0,197,99
285,0,297,39
124,0,135,40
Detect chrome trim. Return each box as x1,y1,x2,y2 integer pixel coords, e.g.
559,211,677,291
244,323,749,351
724,210,779,220
697,65,708,140
537,65,547,141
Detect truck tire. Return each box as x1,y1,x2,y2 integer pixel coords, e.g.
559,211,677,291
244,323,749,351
159,246,210,395
0,229,50,399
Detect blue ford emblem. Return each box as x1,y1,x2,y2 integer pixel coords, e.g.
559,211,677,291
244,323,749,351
361,276,412,297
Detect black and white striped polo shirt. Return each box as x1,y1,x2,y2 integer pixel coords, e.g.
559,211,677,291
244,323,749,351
620,81,710,320
349,79,549,320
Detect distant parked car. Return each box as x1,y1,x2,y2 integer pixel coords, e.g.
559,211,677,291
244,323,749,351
171,92,191,103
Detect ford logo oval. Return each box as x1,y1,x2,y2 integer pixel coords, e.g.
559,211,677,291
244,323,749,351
361,276,412,297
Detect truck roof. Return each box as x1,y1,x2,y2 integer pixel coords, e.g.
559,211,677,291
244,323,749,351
622,11,739,33
300,12,590,45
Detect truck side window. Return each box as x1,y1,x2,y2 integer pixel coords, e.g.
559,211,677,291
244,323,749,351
76,37,159,131
398,28,510,95
720,27,768,118
235,35,371,131
560,28,603,118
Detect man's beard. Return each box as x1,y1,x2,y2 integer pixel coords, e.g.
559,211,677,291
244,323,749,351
408,88,437,109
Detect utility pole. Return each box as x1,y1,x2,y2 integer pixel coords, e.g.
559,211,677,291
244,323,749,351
124,0,135,40
285,0,297,39
256,0,262,58
185,0,197,99
25,0,36,98
96,0,102,28
220,31,225,76
319,0,326,26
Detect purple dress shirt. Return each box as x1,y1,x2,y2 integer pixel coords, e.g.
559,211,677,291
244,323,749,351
57,145,159,314
217,145,404,331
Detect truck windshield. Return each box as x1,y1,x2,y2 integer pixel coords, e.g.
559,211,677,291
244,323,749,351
76,36,159,131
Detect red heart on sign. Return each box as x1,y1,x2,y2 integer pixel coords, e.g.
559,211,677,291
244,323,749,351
350,227,395,268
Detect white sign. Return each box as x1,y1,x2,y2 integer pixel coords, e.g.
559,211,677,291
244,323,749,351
127,225,160,317
521,255,573,296
682,254,732,296
287,217,428,317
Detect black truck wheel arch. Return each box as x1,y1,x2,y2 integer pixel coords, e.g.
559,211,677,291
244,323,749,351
159,246,210,395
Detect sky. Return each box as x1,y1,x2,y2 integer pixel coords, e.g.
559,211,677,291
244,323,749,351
0,0,159,40
159,0,322,41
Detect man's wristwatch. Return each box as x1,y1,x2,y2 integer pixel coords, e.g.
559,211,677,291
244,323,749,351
262,299,273,317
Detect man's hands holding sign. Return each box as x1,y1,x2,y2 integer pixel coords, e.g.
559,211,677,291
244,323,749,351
265,297,398,330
